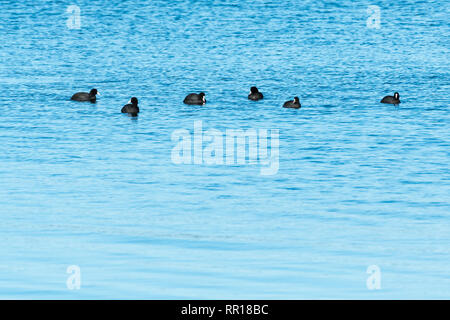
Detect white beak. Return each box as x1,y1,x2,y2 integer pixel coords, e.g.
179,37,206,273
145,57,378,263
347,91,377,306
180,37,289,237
127,99,131,104
97,92,101,96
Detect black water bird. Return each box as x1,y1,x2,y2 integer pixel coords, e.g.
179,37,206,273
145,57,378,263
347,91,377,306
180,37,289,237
283,96,301,109
121,97,139,116
248,87,263,101
183,92,206,105
71,89,99,103
381,92,400,105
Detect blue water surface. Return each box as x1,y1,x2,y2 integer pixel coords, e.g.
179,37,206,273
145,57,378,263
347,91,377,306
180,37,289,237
0,0,449,299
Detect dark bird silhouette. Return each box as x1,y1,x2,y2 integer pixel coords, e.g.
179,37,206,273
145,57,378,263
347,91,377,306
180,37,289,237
248,87,263,101
381,92,401,105
71,89,99,103
121,97,139,117
283,96,301,109
183,92,206,105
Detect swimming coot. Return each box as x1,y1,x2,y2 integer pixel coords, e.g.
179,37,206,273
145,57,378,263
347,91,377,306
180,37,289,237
71,89,99,103
283,97,301,109
183,92,206,105
381,92,400,105
248,87,263,101
121,97,139,116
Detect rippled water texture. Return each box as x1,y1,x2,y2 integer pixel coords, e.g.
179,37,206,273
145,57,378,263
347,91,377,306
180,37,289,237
0,0,449,298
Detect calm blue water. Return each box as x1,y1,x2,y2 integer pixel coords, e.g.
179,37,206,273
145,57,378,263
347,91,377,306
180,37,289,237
0,0,449,299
